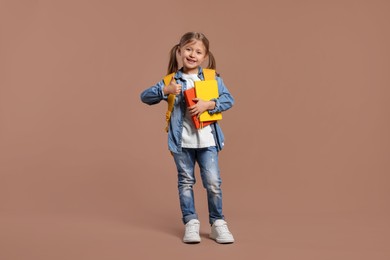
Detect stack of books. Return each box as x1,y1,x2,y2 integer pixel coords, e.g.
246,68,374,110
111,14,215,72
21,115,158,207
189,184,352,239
183,79,222,129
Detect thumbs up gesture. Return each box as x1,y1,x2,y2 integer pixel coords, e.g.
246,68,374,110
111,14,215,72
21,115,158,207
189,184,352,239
163,77,182,95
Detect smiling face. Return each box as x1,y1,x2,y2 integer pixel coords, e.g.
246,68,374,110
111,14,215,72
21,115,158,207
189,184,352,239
178,40,208,74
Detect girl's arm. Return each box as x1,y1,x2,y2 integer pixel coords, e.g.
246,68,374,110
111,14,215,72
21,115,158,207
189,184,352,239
140,80,167,105
140,77,182,105
208,76,234,114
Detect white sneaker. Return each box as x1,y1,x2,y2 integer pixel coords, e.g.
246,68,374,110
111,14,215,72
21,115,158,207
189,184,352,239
210,219,235,244
183,219,201,243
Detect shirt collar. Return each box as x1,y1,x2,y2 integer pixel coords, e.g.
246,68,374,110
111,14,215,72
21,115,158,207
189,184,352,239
174,66,204,80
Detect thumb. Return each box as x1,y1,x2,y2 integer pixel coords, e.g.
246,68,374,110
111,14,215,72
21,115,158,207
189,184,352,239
170,76,176,85
192,98,199,103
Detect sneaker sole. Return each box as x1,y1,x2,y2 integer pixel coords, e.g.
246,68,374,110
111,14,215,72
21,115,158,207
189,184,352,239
209,235,234,244
183,238,201,244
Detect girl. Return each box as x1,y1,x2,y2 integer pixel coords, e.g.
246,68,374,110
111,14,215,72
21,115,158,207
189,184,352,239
140,32,235,244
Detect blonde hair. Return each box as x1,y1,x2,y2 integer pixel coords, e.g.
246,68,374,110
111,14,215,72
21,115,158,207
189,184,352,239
167,32,216,74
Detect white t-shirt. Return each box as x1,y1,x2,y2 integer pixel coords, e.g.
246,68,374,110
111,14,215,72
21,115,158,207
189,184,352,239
181,73,216,148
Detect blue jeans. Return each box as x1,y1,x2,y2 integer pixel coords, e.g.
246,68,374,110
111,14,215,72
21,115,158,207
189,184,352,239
173,146,224,225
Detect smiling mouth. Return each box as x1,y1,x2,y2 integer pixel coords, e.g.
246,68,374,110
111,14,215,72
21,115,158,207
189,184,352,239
186,58,197,63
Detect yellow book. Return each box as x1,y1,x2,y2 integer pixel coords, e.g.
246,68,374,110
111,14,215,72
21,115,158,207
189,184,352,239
194,80,223,122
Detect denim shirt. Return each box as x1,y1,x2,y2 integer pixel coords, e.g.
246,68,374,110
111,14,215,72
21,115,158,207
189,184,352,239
140,67,234,154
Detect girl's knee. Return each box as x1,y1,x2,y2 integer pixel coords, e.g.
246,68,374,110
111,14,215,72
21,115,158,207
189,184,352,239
207,185,221,195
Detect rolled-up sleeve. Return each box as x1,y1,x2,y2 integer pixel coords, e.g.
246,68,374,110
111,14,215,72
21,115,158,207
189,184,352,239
140,80,168,105
208,76,234,114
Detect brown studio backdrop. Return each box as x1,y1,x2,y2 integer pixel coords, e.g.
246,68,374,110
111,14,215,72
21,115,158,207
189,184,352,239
0,0,389,259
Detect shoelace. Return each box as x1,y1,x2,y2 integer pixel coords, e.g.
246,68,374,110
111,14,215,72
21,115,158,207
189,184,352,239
216,223,231,234
186,224,199,234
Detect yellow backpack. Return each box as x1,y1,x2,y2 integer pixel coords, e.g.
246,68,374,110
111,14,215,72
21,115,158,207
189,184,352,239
163,69,216,132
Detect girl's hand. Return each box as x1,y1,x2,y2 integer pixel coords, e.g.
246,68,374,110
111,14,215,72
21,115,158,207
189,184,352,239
189,98,216,117
163,77,182,95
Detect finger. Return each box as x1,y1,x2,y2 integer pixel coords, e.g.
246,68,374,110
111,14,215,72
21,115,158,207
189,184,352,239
170,76,176,84
190,110,197,116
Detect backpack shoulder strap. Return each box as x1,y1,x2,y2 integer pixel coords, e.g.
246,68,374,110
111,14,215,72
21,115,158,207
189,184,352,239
163,73,174,86
163,73,176,132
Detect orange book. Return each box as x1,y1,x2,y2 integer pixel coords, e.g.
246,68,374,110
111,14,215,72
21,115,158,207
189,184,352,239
183,88,214,129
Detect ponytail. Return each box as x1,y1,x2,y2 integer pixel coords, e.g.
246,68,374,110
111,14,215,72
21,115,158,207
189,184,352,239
167,44,179,74
207,51,216,70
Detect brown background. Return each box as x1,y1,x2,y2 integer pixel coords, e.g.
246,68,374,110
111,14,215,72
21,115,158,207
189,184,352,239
1,0,389,259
